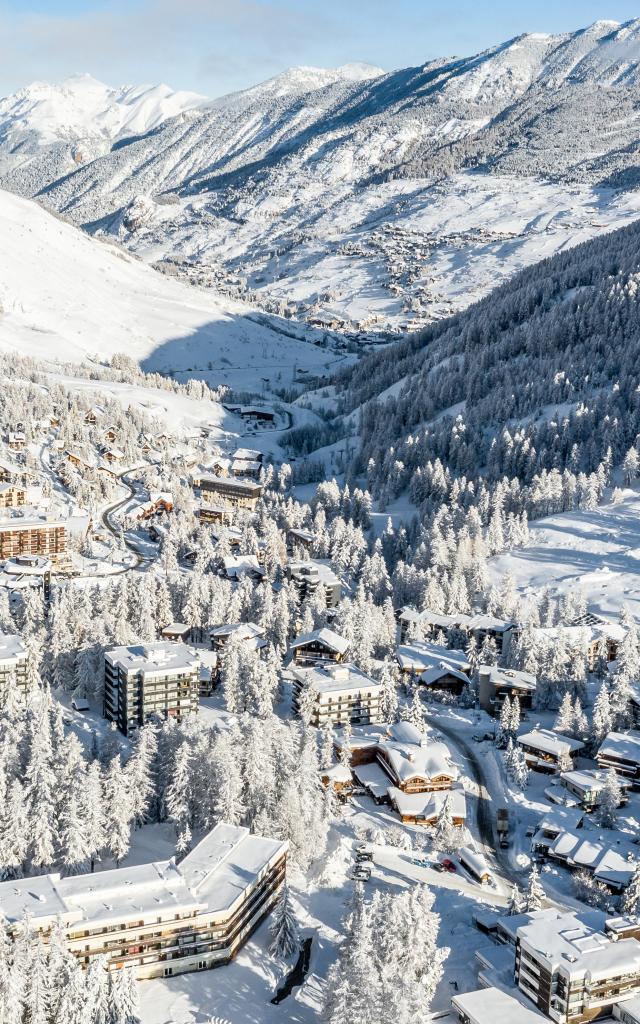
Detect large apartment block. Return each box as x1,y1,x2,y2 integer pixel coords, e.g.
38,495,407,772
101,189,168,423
104,641,200,736
197,474,262,511
0,518,66,562
0,823,287,981
287,559,343,608
291,661,383,726
515,911,640,1023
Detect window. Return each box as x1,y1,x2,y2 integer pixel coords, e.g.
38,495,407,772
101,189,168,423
198,960,207,970
163,968,173,977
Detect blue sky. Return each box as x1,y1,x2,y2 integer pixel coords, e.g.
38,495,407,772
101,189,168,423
1,0,639,97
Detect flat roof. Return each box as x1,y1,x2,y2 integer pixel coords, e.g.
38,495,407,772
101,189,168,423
0,631,26,664
199,476,262,495
0,517,65,532
452,987,547,1023
292,661,381,696
105,641,200,676
518,911,640,979
396,641,470,674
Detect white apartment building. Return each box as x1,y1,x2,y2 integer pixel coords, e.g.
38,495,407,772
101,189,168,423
0,823,287,981
291,661,383,726
516,911,640,1022
104,641,200,736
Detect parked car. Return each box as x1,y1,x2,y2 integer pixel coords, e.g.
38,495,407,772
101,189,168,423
411,857,431,868
71,698,90,712
441,859,457,873
356,852,373,863
432,863,445,873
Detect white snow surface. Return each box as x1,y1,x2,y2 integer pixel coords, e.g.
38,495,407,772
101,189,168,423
0,188,339,391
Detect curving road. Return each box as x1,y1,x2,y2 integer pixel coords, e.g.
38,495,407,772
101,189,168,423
99,467,153,572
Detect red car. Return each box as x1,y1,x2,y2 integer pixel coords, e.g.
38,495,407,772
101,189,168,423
441,858,457,873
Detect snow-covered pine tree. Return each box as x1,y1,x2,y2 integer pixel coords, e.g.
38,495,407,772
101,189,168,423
269,882,300,961
523,864,546,911
597,768,622,829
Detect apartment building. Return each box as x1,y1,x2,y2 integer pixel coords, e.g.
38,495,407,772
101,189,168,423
0,822,287,981
396,607,514,653
515,911,640,1023
517,729,584,773
0,632,27,695
287,559,343,608
0,484,26,509
0,518,67,562
291,661,383,727
104,641,200,736
197,474,262,511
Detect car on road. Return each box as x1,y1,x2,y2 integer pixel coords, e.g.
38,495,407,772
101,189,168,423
441,859,457,873
356,852,373,863
411,857,431,868
471,734,484,743
432,863,445,873
351,865,372,881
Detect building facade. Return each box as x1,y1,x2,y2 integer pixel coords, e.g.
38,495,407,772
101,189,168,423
0,518,66,562
198,475,262,510
0,823,287,982
104,641,200,736
291,662,383,726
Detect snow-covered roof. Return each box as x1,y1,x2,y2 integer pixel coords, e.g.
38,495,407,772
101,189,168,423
549,831,636,887
517,911,640,981
478,665,536,691
232,459,261,474
288,558,341,586
199,475,262,495
233,448,262,461
0,632,26,666
292,661,381,697
398,606,468,628
378,722,458,785
223,555,264,579
465,614,513,633
0,822,287,933
389,783,466,822
209,622,264,643
459,845,491,878
288,527,316,543
0,516,65,532
452,986,547,1023
420,665,471,687
2,554,51,576
518,728,583,757
395,640,470,675
615,997,640,1024
105,641,200,677
536,806,585,834
561,767,632,795
289,627,349,655
178,822,287,917
597,730,640,765
321,764,352,784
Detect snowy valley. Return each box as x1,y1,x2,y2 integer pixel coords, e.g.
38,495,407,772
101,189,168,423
2,13,640,1024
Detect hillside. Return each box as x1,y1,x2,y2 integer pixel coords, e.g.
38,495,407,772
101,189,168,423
0,189,338,393
7,20,640,335
325,214,640,508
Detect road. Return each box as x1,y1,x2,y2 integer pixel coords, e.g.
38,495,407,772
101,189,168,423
424,711,523,887
99,467,153,572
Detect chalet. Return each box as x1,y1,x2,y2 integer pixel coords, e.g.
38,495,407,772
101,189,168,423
239,406,275,423
160,623,192,643
101,447,125,464
466,614,514,655
0,459,19,483
233,448,263,464
197,504,233,526
556,768,632,811
64,448,97,473
287,528,316,555
198,475,262,511
535,620,627,671
320,764,353,798
517,729,584,773
291,662,383,727
336,721,462,827
0,484,26,509
478,665,537,715
395,641,471,694
222,555,264,582
597,731,640,785
288,627,349,665
7,432,26,452
547,830,637,893
287,559,343,608
0,822,287,981
102,426,118,444
209,622,266,652
231,459,261,480
83,406,103,424
529,806,585,857
396,607,514,653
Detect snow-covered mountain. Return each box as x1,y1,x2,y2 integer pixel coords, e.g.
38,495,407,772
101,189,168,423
0,188,336,392
6,21,640,335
